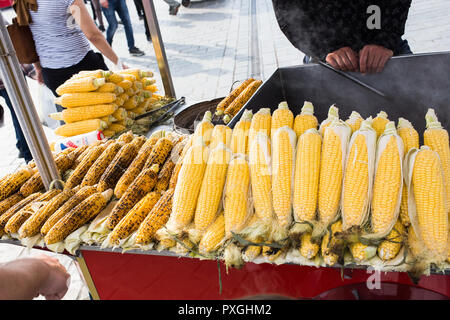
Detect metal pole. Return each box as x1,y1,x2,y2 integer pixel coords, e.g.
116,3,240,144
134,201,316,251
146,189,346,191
142,0,176,99
0,12,61,189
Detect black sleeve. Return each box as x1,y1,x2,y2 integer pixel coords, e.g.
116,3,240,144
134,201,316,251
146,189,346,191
367,0,412,53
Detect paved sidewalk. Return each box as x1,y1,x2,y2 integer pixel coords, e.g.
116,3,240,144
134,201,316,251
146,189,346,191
0,0,449,300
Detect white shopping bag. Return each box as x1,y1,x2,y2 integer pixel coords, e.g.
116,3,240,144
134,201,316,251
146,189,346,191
37,84,59,129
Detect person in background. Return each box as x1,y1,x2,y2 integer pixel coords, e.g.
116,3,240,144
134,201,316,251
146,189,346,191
99,0,145,56
271,1,412,73
26,0,127,99
132,0,151,42
163,0,191,16
88,0,106,32
0,65,36,163
0,254,70,300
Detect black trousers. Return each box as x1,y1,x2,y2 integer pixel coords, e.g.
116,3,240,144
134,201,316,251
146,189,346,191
41,50,108,98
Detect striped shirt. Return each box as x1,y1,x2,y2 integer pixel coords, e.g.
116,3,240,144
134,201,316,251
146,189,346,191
29,0,91,69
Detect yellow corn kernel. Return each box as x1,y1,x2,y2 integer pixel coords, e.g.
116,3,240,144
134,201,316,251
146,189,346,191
192,111,214,146
56,77,105,95
209,125,232,150
293,101,318,138
271,101,293,140
350,242,377,263
199,213,225,255
230,109,252,155
55,92,116,108
377,219,405,261
54,119,108,137
318,104,339,135
248,108,271,150
299,232,319,259
397,117,419,155
345,111,363,133
372,111,389,138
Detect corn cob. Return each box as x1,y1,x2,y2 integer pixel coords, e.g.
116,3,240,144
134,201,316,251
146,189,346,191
144,137,174,169
215,78,254,116
19,172,44,197
409,146,448,261
133,81,143,92
243,237,263,261
292,128,321,228
135,188,175,245
223,80,262,122
168,136,193,189
318,105,339,135
341,119,376,231
108,124,126,134
0,193,24,216
194,144,231,233
0,193,42,235
109,191,162,245
377,219,405,261
372,111,389,138
423,108,449,212
116,80,133,90
116,131,134,143
293,101,318,138
106,72,124,84
271,101,294,140
5,189,61,234
249,132,274,226
130,106,145,115
56,77,105,95
248,108,271,150
345,111,364,133
45,190,113,245
106,164,160,230
192,111,214,146
272,126,296,231
114,97,124,107
369,122,403,239
69,145,89,166
230,109,252,155
114,132,164,198
154,153,179,193
103,130,115,138
40,185,96,235
166,143,209,234
145,84,158,93
65,145,106,189
70,70,110,80
80,142,123,187
117,68,153,80
49,104,117,124
123,96,139,110
299,232,320,259
321,220,343,266
141,77,156,87
209,125,232,150
96,82,120,94
224,154,251,238
55,119,108,137
112,107,127,121
350,242,377,262
0,167,34,201
101,115,116,126
315,118,351,238
199,213,225,255
72,145,94,168
97,142,139,192
55,92,116,108
18,188,77,238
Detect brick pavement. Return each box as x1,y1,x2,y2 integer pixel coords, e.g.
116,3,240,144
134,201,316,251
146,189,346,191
0,0,449,300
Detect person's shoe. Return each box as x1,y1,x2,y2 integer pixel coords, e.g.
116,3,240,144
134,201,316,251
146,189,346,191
181,0,190,7
129,47,145,57
99,25,105,32
169,3,181,15
139,15,144,20
0,104,4,121
118,20,123,25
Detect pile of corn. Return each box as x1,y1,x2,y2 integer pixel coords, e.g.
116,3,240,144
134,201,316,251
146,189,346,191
52,68,165,138
0,102,448,276
215,78,262,124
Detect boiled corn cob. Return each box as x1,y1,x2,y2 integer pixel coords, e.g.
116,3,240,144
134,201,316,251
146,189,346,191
123,96,139,110
248,108,271,150
40,185,96,235
192,111,214,146
117,68,153,79
215,78,254,116
135,188,175,245
230,109,252,155
345,111,364,133
318,105,339,135
55,119,108,137
271,101,294,140
369,122,403,239
71,70,110,80
100,115,116,126
44,190,113,245
50,104,117,124
321,220,343,266
109,123,126,134
106,164,160,230
209,125,232,150
168,136,193,189
18,188,77,238
199,213,225,255
55,92,116,108
350,242,377,263
423,108,450,212
109,191,162,245
56,77,105,95
112,108,127,121
293,101,318,138
107,72,124,84
96,82,122,94
377,219,405,261
299,232,320,259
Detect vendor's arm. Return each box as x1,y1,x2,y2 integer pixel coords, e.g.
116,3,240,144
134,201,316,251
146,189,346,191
0,255,69,300
70,0,122,67
360,0,412,73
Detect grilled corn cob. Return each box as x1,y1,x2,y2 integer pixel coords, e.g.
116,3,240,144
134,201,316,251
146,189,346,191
215,78,254,116
0,193,42,235
65,145,106,189
0,167,34,201
223,80,262,122
0,193,24,216
144,137,174,169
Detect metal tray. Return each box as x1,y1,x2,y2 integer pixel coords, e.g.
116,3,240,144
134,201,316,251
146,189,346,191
227,52,450,139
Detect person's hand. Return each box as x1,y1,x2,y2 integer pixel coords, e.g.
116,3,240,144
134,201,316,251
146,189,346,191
100,0,108,8
35,254,70,300
359,44,393,74
121,62,129,69
325,47,359,72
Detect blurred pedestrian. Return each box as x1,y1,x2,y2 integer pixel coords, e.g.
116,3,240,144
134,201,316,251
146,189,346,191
0,254,70,300
89,0,106,32
99,0,145,56
0,64,36,163
164,0,180,15
133,0,151,41
26,0,127,98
